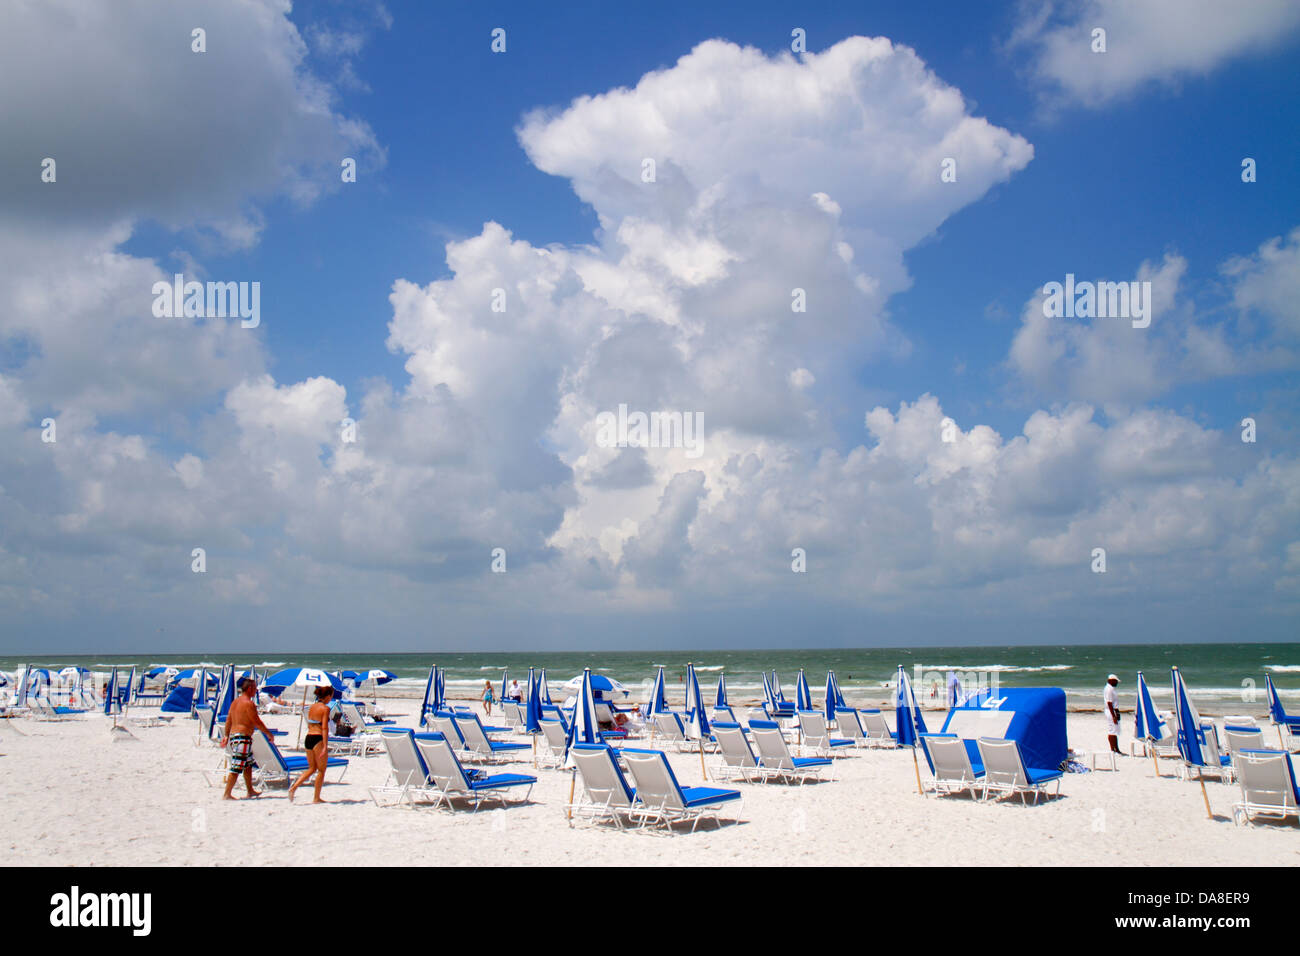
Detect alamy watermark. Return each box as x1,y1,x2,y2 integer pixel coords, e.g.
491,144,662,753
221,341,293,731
913,665,1001,704
595,404,703,459
152,273,260,328
1042,273,1151,329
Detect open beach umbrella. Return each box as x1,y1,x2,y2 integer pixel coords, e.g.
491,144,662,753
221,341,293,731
562,673,629,698
353,668,396,704
646,666,668,721
419,666,436,727
895,665,929,794
144,665,177,680
714,673,729,710
1133,671,1168,774
263,667,346,748
1172,666,1213,818
796,669,813,711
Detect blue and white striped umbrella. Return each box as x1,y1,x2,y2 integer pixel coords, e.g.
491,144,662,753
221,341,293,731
1134,671,1167,742
894,665,927,748
436,667,446,710
795,669,813,711
500,668,510,702
1172,666,1205,767
771,670,787,703
714,673,729,710
419,665,436,728
645,666,668,719
539,668,553,706
15,664,30,707
123,665,138,706
103,667,121,717
212,665,236,736
525,667,543,734
824,671,846,722
262,667,344,695
685,662,711,740
564,667,600,764
762,670,778,712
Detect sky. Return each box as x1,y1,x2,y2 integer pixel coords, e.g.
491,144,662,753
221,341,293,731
0,0,1298,653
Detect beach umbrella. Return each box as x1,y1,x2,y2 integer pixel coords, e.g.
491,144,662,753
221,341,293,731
212,665,237,737
103,667,121,720
563,668,600,819
419,666,436,728
714,673,729,710
562,673,629,698
16,665,31,707
1133,671,1168,775
761,670,776,713
436,667,446,711
796,669,813,711
263,668,346,748
525,667,543,735
124,665,138,706
771,670,787,704
539,668,553,706
353,668,396,704
824,671,842,723
685,662,711,779
500,668,510,704
646,666,668,721
1172,666,1213,819
895,665,929,794
1264,675,1300,748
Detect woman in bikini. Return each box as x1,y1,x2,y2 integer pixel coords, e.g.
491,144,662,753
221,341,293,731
289,685,333,803
482,680,495,717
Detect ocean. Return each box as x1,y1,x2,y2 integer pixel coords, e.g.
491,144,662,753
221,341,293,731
4,642,1298,713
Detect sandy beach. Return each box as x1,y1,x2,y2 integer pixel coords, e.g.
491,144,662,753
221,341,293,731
4,699,1297,867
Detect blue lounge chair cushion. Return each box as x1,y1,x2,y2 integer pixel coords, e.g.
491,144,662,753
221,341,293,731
281,755,350,771
470,773,537,790
791,756,832,769
1024,766,1062,786
480,725,511,734
678,786,742,807
828,738,854,747
488,741,530,752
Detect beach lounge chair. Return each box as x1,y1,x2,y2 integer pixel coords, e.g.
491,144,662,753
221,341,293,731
538,717,569,767
796,711,855,757
414,735,535,811
1231,749,1300,827
429,712,477,761
653,712,695,753
250,730,349,788
921,733,984,798
833,708,871,749
710,722,767,783
453,713,531,763
500,700,524,730
32,698,83,721
369,728,443,807
1175,722,1234,783
1224,725,1266,773
567,743,640,829
859,709,899,748
710,705,743,728
976,738,1061,805
744,706,769,726
749,719,833,784
336,702,385,756
619,748,743,833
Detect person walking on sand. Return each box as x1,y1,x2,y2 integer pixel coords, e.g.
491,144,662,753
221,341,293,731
219,677,274,800
1104,674,1123,755
482,680,495,716
289,686,334,804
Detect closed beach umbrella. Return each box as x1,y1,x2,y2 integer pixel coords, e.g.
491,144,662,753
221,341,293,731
15,665,30,707
564,668,600,761
419,666,436,728
1172,666,1213,818
436,667,446,711
539,668,553,706
714,673,729,710
646,666,668,720
1264,675,1300,747
500,668,510,703
771,671,787,704
525,667,543,734
212,665,236,737
685,662,710,778
824,671,842,723
796,669,813,711
762,670,777,713
895,665,928,794
103,667,121,720
1134,671,1167,774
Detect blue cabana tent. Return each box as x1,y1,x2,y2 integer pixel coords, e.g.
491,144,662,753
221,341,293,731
939,686,1066,772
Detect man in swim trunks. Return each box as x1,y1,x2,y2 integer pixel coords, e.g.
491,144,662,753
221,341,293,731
220,677,275,800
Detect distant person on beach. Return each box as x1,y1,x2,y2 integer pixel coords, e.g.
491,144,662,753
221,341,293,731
219,678,274,801
508,679,522,702
947,671,962,708
482,680,495,716
1105,674,1123,755
289,686,333,803
931,680,939,700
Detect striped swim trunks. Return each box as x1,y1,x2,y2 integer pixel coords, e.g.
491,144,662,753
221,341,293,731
227,733,254,773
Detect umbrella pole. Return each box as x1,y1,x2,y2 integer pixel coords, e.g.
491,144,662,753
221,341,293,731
532,732,537,770
1197,768,1212,819
1151,747,1160,778
912,747,924,795
567,768,576,821
699,737,707,781
296,686,307,749
1279,725,1286,750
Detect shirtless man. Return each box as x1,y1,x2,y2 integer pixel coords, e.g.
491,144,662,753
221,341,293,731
219,678,274,800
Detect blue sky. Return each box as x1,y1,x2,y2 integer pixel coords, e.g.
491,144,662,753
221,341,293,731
1,0,1298,652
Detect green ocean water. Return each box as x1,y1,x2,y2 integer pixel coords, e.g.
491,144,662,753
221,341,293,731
4,642,1298,713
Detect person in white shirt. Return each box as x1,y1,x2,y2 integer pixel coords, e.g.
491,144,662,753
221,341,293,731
1104,674,1122,754
509,680,522,702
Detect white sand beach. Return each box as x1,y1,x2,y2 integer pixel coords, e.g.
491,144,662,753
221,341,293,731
3,701,1297,867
